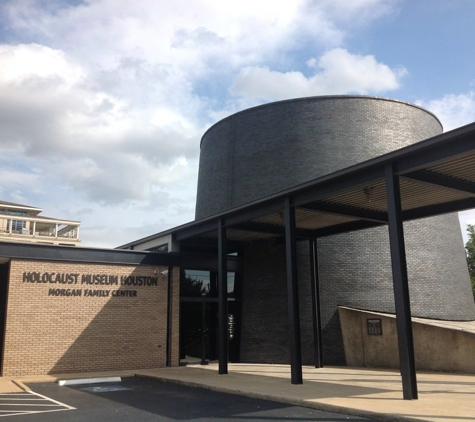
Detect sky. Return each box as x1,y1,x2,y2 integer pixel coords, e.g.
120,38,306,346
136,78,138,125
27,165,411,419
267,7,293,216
0,0,474,248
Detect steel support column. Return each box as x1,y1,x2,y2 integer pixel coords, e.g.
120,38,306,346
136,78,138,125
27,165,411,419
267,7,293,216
309,238,324,368
284,197,303,384
385,164,418,400
218,219,228,375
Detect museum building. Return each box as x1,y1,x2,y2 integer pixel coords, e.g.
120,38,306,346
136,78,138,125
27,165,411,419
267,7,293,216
1,96,475,399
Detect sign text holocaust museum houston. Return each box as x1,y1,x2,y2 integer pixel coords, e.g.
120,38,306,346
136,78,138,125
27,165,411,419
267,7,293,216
2,96,475,399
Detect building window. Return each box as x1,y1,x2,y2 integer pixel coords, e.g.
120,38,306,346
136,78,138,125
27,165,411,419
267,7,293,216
181,270,213,297
180,270,237,298
7,219,26,232
8,211,27,216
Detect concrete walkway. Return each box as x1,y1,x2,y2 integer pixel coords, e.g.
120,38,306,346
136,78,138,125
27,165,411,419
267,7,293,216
8,364,475,421
0,378,24,393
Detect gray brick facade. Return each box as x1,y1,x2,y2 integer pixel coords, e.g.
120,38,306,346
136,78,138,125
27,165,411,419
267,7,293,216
195,96,475,366
196,96,442,218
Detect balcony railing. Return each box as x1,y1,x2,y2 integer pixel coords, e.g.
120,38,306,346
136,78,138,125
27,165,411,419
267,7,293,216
0,217,80,245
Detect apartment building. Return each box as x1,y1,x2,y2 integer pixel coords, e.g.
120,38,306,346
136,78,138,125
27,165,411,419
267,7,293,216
0,201,80,246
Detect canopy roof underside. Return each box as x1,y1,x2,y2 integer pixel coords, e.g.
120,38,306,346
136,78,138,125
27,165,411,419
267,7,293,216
169,122,475,246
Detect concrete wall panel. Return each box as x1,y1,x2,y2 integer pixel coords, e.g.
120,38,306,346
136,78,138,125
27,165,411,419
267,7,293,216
340,307,475,373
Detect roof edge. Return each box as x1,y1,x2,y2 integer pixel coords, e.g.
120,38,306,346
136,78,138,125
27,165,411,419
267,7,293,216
200,95,443,148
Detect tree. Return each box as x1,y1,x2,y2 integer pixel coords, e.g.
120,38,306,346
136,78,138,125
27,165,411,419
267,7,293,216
464,224,475,300
180,269,209,297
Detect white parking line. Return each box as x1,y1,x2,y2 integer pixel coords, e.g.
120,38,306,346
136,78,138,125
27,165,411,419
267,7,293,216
0,391,75,417
0,399,44,401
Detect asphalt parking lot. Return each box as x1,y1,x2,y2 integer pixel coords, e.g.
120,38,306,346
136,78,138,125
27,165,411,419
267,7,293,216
17,376,379,421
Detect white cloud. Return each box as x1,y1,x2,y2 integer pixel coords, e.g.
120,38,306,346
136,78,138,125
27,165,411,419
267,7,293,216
417,92,475,132
0,0,403,247
230,48,406,102
0,1,399,72
0,43,83,86
0,42,202,205
0,166,39,190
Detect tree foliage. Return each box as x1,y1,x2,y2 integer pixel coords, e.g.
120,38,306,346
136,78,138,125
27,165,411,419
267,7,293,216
465,224,475,299
180,269,209,297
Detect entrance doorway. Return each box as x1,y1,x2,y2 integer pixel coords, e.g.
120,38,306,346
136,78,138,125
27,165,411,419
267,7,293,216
179,269,241,365
180,301,218,364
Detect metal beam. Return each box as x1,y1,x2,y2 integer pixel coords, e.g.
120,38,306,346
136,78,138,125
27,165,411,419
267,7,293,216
402,169,475,196
312,220,385,238
403,197,475,221
223,199,284,227
292,167,386,208
284,197,303,384
231,221,285,236
385,164,418,400
218,219,228,375
394,129,475,174
310,239,324,368
232,221,314,238
173,219,219,241
301,202,388,223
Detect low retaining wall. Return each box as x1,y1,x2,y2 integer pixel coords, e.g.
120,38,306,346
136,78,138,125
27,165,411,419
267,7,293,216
339,306,475,373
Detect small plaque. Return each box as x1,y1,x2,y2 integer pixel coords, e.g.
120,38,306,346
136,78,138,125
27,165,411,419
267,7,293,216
367,318,382,335
228,314,235,340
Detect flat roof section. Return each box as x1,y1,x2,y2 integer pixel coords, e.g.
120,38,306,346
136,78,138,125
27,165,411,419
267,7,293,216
0,241,179,267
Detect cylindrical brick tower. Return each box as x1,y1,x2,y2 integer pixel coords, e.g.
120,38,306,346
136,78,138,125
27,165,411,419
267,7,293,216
195,96,475,365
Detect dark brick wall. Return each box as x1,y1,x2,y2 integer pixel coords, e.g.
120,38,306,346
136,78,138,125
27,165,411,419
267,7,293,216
240,240,346,366
240,241,289,364
196,96,475,366
241,214,474,366
196,96,442,219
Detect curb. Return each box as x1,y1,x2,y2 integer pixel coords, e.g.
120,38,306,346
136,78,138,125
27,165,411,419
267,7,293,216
12,379,31,392
133,373,426,422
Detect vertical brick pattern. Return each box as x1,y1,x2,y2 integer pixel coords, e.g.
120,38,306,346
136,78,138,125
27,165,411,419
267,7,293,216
240,240,317,365
240,241,289,364
199,96,475,366
4,259,172,376
168,266,181,367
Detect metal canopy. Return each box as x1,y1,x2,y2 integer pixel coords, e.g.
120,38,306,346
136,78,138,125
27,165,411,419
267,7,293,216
168,121,475,400
173,122,475,244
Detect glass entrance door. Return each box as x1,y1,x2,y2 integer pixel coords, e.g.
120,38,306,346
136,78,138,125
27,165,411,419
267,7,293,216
180,301,218,364
179,268,241,365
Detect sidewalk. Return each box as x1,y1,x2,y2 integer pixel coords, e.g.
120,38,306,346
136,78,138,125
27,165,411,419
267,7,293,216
0,378,24,393
9,364,475,422
135,364,475,422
